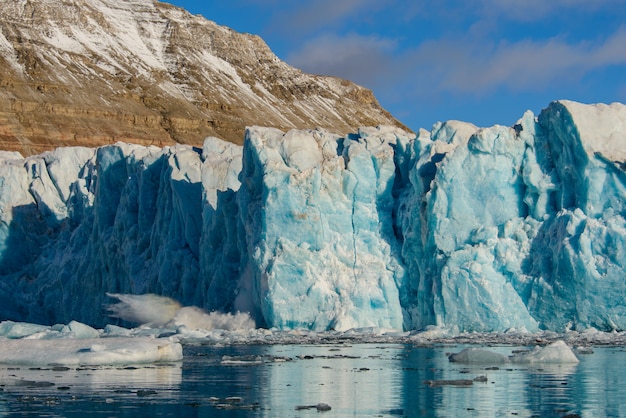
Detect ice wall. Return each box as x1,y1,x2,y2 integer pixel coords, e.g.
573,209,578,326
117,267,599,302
237,126,408,331
0,143,206,325
0,100,625,333
398,117,541,332
398,100,626,332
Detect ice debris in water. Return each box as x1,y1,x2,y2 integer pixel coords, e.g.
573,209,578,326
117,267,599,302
0,337,182,366
106,293,255,331
449,341,579,364
0,317,183,366
448,348,508,364
1,315,626,358
509,340,580,364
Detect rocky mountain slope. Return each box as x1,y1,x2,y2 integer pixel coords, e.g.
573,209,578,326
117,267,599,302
0,0,407,156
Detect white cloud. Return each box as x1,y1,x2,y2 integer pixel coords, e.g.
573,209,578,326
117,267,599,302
250,0,626,116
475,0,626,21
405,26,626,96
285,33,397,87
283,23,626,105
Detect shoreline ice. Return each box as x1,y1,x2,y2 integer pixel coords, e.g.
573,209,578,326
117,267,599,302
0,334,182,366
0,318,624,364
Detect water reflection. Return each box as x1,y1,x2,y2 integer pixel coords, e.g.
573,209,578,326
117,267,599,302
0,363,182,417
0,344,625,416
412,345,580,417
264,344,404,416
0,363,182,392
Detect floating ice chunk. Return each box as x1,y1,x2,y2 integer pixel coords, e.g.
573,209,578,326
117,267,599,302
448,348,508,364
295,403,333,412
0,321,50,339
103,324,133,336
448,341,579,365
221,355,263,365
62,320,100,339
510,341,579,364
0,337,182,366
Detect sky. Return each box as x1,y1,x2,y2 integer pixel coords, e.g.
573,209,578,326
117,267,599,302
167,0,626,133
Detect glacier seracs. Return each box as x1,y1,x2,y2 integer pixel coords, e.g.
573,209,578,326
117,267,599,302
238,126,408,331
0,100,625,333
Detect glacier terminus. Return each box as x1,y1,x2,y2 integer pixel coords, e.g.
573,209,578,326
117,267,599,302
0,100,625,334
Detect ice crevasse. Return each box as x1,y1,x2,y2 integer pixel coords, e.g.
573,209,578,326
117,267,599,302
0,100,625,333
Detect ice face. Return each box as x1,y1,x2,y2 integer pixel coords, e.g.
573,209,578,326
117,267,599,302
398,119,540,332
399,101,626,332
238,126,410,331
0,100,625,333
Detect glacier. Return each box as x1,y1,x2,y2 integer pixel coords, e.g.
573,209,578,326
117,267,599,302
0,100,625,333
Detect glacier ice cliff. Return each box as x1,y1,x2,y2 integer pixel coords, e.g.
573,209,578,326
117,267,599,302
0,100,625,333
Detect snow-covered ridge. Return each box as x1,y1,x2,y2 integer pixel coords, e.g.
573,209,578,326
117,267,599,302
0,100,625,334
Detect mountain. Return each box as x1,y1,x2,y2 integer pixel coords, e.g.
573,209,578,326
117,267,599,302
1,99,625,333
0,0,406,156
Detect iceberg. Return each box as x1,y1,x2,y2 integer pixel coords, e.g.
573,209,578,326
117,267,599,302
0,100,625,334
509,340,580,364
448,340,579,365
448,347,509,364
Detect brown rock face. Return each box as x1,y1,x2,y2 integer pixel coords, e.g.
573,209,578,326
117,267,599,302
0,0,408,156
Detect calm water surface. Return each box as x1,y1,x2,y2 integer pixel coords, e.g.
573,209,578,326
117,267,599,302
0,343,625,417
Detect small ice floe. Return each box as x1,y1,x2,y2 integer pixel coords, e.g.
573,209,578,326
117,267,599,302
220,355,263,365
0,320,100,339
575,346,594,355
448,348,508,364
0,319,181,366
509,340,579,364
448,341,579,365
0,337,182,366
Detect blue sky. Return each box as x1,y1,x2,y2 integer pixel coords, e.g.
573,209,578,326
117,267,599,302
167,0,626,132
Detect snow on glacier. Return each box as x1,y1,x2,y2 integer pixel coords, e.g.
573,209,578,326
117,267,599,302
0,100,625,334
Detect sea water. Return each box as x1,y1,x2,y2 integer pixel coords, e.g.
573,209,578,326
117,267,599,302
0,342,624,417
